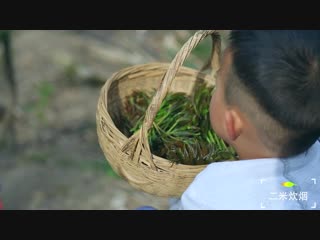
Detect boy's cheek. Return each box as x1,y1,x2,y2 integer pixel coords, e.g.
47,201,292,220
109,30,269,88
210,111,222,137
209,95,226,140
209,96,221,133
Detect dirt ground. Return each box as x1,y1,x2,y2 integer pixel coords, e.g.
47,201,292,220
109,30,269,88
0,30,228,210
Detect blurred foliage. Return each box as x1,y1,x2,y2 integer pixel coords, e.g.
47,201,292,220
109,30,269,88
63,63,78,84
24,148,120,179
62,63,104,88
166,32,212,70
0,30,10,40
23,81,55,122
35,81,55,121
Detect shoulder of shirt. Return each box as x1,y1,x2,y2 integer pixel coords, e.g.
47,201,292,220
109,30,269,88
180,158,284,209
178,141,320,210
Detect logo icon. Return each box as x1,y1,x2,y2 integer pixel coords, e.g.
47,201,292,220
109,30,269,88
282,181,296,188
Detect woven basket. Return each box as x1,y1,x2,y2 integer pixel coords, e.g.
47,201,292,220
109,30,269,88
96,30,221,197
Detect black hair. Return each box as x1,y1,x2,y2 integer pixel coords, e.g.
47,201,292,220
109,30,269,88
228,30,320,156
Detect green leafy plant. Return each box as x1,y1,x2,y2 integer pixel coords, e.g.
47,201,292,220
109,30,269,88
122,82,238,165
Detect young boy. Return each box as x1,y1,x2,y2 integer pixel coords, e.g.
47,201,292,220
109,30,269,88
168,30,320,210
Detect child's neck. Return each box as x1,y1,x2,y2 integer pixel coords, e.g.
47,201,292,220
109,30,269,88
236,144,279,160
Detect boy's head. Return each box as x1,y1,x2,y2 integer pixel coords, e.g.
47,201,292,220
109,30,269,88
210,30,320,159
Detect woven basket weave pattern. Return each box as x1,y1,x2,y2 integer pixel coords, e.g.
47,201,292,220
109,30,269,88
96,30,219,197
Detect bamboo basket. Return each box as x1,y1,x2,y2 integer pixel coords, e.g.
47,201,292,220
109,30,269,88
96,30,221,197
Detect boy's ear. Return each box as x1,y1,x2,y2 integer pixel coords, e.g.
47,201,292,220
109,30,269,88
224,109,243,141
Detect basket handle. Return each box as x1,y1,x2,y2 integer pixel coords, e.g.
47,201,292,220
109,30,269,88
121,30,220,170
200,31,222,78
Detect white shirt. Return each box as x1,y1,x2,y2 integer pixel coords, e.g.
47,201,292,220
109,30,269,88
170,140,320,210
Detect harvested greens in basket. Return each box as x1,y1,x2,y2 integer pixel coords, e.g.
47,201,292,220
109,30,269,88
122,82,238,165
